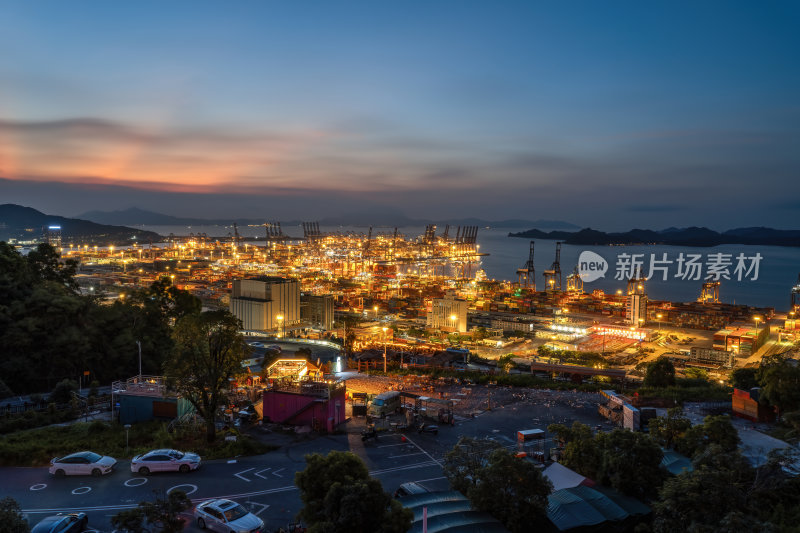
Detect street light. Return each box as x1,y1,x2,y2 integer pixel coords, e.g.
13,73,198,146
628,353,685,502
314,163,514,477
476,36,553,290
449,314,457,334
656,313,663,331
124,424,131,454
276,314,284,338
382,327,388,373
754,316,761,338
374,305,379,319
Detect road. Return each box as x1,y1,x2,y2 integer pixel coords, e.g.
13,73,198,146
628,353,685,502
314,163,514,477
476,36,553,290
2,389,605,532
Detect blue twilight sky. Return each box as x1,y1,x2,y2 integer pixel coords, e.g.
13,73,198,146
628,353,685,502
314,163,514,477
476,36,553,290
0,1,798,229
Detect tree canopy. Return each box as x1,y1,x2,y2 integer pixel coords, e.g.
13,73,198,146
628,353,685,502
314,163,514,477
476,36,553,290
294,450,412,533
644,357,676,388
165,310,249,442
0,497,29,533
756,354,800,415
110,490,191,533
0,242,199,395
443,437,552,532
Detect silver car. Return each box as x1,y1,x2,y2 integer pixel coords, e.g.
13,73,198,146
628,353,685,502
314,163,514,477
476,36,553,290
130,448,201,475
195,499,264,533
49,451,116,477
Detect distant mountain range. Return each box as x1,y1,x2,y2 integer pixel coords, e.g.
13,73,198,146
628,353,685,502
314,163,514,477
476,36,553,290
0,204,161,245
509,226,800,247
77,207,581,230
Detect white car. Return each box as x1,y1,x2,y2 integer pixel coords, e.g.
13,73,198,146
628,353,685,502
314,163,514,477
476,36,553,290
195,499,264,533
130,449,201,475
49,451,117,477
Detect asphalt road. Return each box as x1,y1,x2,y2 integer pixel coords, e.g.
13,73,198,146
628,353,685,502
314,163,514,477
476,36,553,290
2,389,605,532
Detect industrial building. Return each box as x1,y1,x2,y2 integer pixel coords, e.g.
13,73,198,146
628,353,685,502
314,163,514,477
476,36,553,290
301,293,335,331
427,294,468,332
713,323,769,356
230,277,300,334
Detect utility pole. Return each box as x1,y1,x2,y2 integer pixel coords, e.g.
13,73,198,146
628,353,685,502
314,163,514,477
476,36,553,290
136,341,142,381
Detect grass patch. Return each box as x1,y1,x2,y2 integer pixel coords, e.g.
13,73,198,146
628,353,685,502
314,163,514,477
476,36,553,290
0,420,277,467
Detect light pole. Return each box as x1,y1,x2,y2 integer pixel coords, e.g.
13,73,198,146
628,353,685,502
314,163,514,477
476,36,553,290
374,305,379,320
124,424,131,454
276,314,284,338
754,316,761,340
382,327,388,373
656,313,662,332
136,340,142,382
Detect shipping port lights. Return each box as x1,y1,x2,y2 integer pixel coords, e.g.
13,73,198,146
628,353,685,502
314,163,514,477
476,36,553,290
591,325,646,341
549,324,589,336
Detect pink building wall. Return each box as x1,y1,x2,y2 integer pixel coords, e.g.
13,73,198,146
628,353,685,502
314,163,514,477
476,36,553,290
263,388,346,432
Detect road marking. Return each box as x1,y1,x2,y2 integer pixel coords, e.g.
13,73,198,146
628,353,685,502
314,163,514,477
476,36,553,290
370,461,438,476
234,467,255,482
400,434,443,467
29,484,47,491
272,468,285,477
413,476,447,484
387,452,426,459
378,443,408,448
124,478,147,487
254,468,272,479
72,487,91,495
167,484,197,496
245,502,269,516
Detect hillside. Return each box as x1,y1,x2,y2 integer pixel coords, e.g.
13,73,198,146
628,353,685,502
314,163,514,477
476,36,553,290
0,204,162,245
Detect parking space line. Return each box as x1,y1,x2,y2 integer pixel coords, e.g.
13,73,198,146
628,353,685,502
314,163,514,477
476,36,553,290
378,443,408,448
400,434,443,467
387,452,426,459
413,476,447,484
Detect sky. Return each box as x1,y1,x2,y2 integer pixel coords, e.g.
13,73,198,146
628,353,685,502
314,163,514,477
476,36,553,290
0,1,798,230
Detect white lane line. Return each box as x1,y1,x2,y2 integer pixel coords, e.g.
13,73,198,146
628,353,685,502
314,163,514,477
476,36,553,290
378,443,408,448
387,452,426,459
234,467,255,482
401,434,443,467
272,468,285,477
245,502,269,516
254,467,272,479
413,476,447,484
370,461,438,476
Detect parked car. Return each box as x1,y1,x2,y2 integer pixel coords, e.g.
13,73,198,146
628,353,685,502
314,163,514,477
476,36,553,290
49,451,116,477
31,513,88,533
237,404,259,423
130,449,201,475
393,481,430,498
194,499,264,533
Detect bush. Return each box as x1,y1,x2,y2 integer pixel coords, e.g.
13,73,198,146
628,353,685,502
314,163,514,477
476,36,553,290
49,379,78,404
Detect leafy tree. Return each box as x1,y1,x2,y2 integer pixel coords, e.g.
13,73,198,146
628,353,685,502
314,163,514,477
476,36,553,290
497,354,515,373
442,436,503,495
683,367,708,380
165,310,249,442
653,446,754,533
649,407,692,449
473,326,489,341
756,354,800,416
295,450,412,533
644,357,676,388
110,490,191,533
468,448,553,533
551,422,602,480
596,429,664,498
26,243,78,290
49,379,78,404
676,415,740,458
730,367,758,390
0,496,29,533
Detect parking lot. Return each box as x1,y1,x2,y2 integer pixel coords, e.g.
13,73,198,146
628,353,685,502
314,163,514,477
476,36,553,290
4,388,607,532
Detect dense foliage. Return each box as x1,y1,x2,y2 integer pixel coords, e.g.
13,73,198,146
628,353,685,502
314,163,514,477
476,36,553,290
111,490,191,533
443,437,553,533
294,451,412,533
165,310,249,442
0,497,29,533
0,242,199,396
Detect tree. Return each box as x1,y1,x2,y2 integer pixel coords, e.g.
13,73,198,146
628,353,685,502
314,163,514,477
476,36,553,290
0,497,29,533
497,354,515,373
468,448,553,533
675,414,740,458
165,310,249,442
644,357,676,388
294,451,412,533
653,446,755,533
730,368,758,390
442,436,503,495
49,379,78,404
596,429,664,498
756,354,800,416
550,422,602,480
649,407,692,449
110,490,191,533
